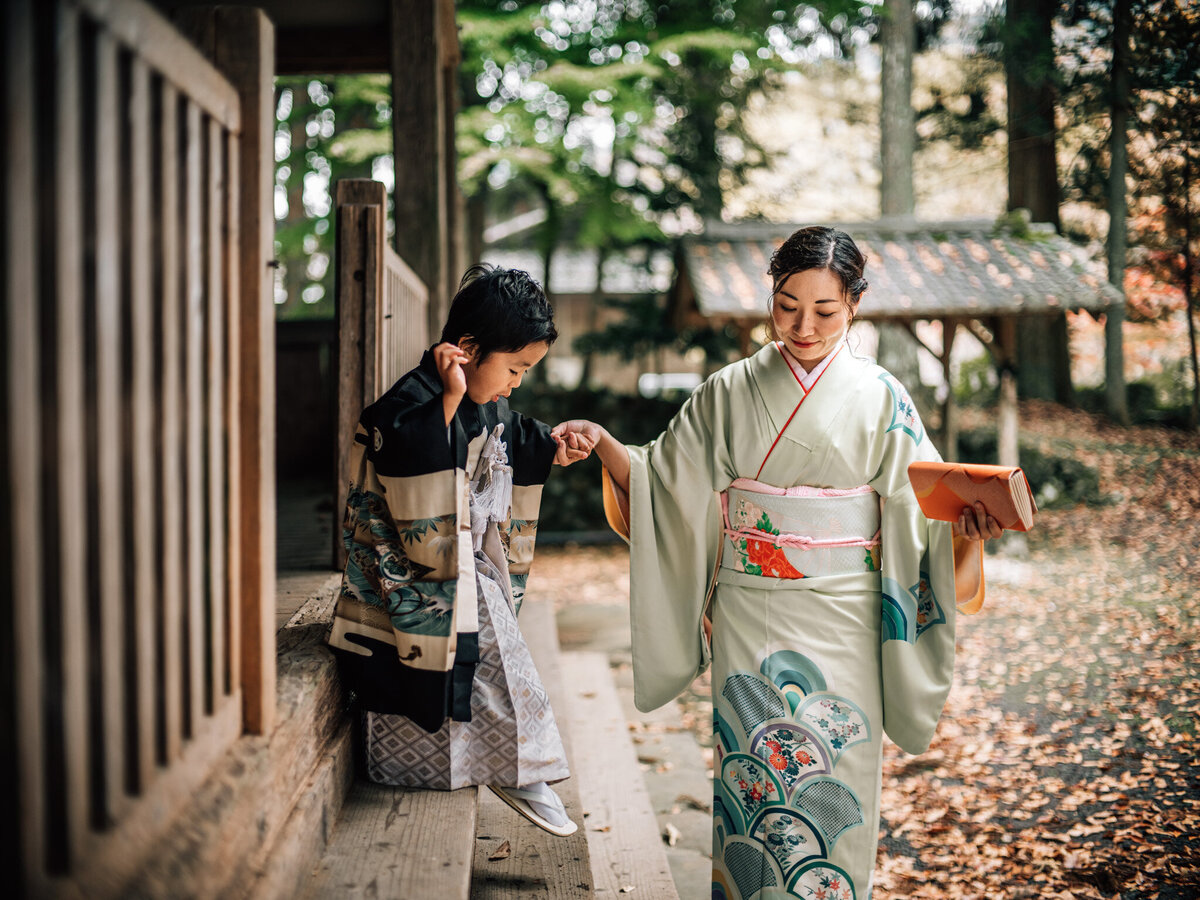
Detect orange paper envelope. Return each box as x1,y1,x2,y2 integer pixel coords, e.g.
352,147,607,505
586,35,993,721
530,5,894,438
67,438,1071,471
907,461,1037,532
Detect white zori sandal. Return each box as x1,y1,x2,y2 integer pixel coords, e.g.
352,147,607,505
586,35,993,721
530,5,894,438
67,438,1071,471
487,782,578,837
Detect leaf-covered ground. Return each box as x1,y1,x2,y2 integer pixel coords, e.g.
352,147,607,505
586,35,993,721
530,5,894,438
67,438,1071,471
872,402,1200,900
536,400,1200,899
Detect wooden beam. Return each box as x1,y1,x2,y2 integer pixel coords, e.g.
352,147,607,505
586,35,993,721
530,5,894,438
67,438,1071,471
965,318,998,358
997,317,1020,467
75,0,239,129
900,320,941,361
391,0,447,334
941,318,959,462
275,25,390,74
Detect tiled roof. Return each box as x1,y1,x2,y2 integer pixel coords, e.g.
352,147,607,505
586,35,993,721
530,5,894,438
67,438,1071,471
678,220,1122,320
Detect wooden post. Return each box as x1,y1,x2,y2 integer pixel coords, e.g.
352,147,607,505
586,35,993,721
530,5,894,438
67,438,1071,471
333,180,387,569
997,317,1020,467
939,318,958,462
53,0,92,864
391,0,447,335
439,0,462,303
175,7,276,736
128,55,159,793
4,0,45,889
91,26,128,824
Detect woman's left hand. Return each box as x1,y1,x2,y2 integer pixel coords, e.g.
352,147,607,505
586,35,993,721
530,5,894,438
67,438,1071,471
952,501,1003,541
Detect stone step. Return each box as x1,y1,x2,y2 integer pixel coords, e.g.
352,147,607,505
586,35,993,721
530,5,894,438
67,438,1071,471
612,662,713,900
560,652,680,899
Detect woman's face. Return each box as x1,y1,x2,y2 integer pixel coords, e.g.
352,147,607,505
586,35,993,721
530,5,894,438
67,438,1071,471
770,268,854,371
463,340,550,404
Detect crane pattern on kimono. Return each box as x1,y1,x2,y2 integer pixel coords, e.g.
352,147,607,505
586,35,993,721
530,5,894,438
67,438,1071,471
878,370,924,445
712,649,868,900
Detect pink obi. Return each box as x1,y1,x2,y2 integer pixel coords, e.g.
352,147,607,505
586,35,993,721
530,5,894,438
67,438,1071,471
720,478,881,579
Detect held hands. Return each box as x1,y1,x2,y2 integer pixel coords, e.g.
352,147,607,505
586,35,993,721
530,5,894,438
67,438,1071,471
952,501,1003,541
549,420,605,468
553,429,594,467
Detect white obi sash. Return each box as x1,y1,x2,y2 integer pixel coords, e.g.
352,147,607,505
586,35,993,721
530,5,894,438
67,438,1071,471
720,478,881,579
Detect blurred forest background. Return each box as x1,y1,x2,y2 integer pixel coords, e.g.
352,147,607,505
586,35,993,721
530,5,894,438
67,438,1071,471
271,0,1198,527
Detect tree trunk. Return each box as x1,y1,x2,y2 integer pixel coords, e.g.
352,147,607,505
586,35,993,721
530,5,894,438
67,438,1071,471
466,185,487,268
578,248,606,390
1005,0,1060,229
880,0,915,218
1006,0,1071,402
391,0,448,334
1185,155,1199,430
997,318,1020,467
1105,0,1131,424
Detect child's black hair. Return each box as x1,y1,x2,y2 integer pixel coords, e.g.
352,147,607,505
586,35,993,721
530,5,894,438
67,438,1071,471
439,264,558,362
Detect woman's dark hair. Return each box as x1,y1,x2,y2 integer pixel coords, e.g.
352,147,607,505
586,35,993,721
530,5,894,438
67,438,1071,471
440,264,558,361
767,226,869,307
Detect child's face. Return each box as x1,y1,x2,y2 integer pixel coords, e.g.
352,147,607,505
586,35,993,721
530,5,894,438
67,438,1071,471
463,341,550,404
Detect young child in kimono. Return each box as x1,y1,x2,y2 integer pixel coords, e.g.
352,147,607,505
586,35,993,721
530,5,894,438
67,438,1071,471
554,226,1002,897
327,264,592,837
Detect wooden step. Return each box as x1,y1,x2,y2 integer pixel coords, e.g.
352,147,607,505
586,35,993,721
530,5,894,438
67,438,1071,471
306,780,479,899
285,572,480,899
559,652,679,899
470,596,593,898
305,594,591,899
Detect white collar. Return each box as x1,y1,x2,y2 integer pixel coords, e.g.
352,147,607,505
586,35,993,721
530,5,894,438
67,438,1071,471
777,338,845,392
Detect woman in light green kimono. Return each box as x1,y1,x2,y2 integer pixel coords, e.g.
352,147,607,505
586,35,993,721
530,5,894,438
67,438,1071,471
553,226,999,899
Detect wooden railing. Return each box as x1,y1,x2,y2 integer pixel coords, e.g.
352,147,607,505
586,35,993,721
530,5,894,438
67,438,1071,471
333,179,430,566
1,1,274,894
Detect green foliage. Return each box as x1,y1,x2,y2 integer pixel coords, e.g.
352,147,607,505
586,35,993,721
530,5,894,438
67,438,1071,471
509,384,687,534
1059,2,1199,281
1076,367,1195,429
455,0,876,256
953,354,999,407
273,74,394,321
957,428,1105,509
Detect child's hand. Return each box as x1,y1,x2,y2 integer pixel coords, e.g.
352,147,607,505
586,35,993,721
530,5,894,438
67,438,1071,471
552,429,594,467
433,342,470,400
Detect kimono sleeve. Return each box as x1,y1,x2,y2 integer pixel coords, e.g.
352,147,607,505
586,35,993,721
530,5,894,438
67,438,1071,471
504,409,558,488
620,375,735,713
868,371,958,755
367,387,453,477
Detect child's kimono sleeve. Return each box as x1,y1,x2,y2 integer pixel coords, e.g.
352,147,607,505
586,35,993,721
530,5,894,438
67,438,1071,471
604,375,736,714
867,371,984,754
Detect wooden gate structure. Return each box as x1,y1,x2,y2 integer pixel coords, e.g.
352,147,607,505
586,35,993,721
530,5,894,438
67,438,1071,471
332,178,430,567
1,0,276,894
